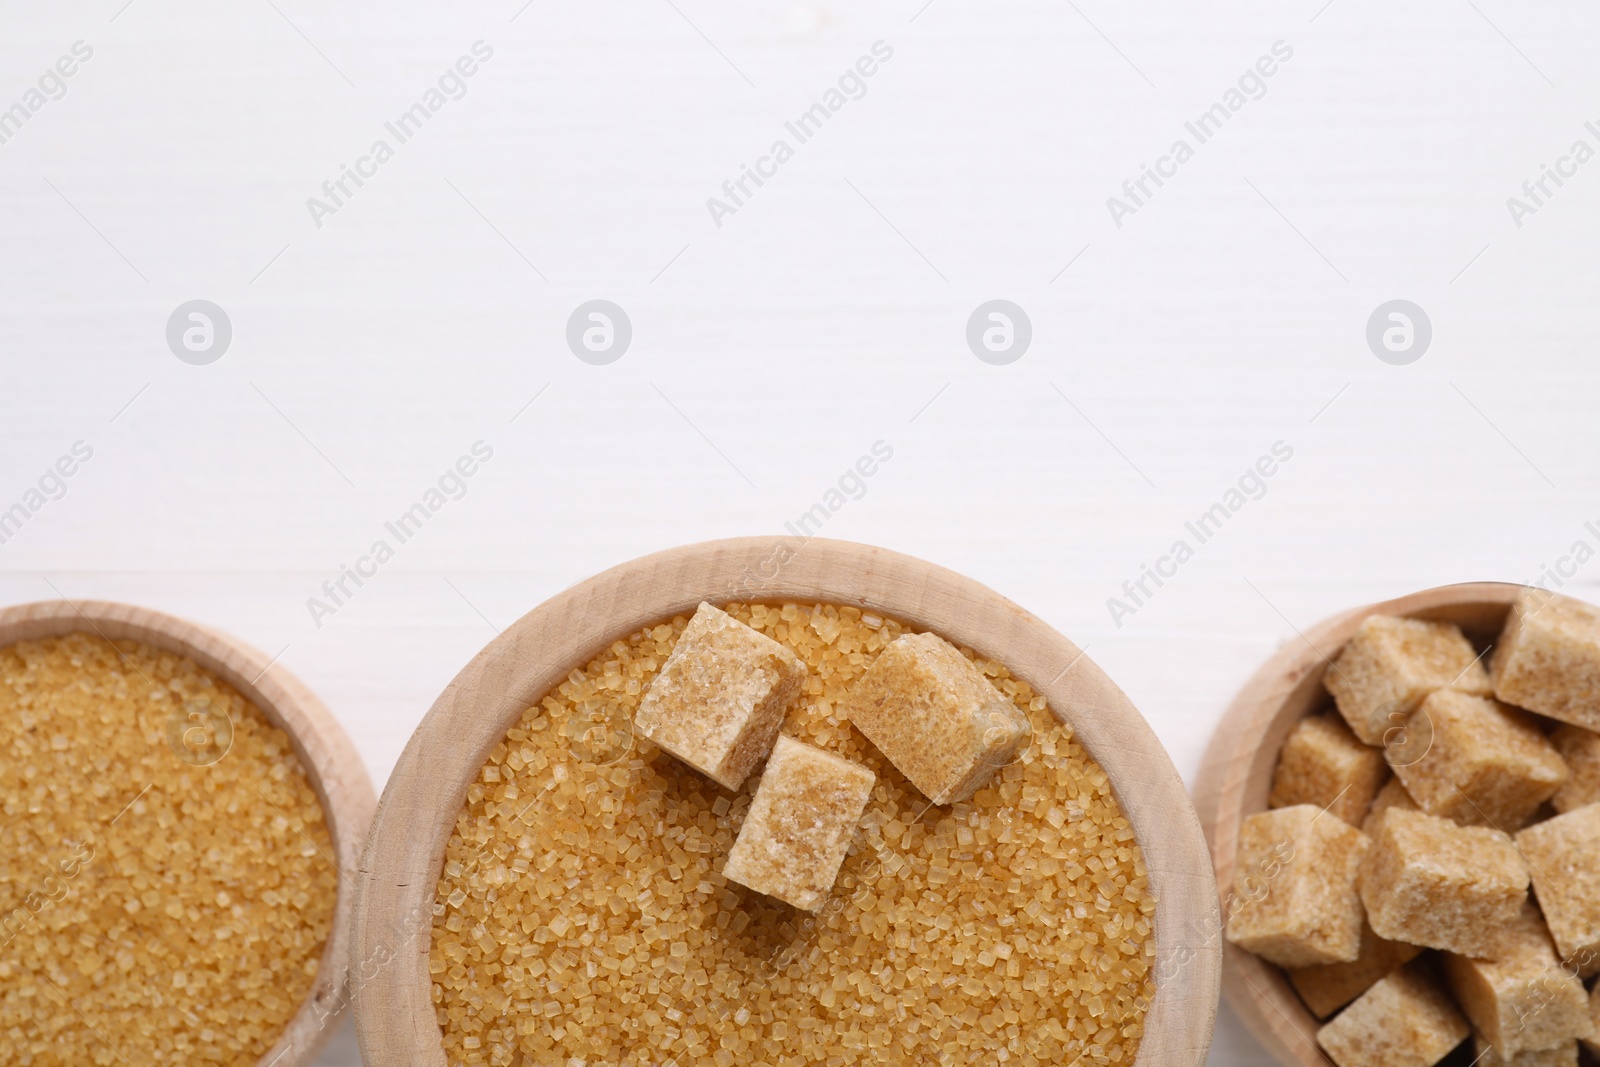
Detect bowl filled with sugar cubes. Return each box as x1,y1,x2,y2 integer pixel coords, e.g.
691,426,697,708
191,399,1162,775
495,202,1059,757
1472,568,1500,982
1195,583,1600,1067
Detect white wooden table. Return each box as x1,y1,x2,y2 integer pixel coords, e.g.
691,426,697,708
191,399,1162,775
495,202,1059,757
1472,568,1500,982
3,2,1598,1063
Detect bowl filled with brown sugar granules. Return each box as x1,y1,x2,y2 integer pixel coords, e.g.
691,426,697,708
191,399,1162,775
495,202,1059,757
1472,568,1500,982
0,599,375,1067
352,537,1221,1067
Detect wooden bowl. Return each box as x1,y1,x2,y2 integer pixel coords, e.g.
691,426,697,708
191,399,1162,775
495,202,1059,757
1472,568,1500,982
0,599,376,1067
1191,582,1526,1066
351,536,1222,1067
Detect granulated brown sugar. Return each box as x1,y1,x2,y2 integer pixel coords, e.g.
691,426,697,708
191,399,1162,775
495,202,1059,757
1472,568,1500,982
0,633,337,1065
431,602,1155,1067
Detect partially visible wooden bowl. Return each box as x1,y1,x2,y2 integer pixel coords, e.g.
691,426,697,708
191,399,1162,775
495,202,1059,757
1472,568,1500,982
0,599,376,1067
1192,582,1527,1066
351,536,1222,1067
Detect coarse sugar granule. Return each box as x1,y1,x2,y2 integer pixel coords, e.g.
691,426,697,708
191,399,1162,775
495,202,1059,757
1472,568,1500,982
0,633,337,1066
431,602,1156,1067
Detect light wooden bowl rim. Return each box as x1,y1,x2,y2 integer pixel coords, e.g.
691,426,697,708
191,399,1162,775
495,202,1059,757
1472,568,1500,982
0,599,376,1067
351,536,1222,1067
1191,581,1531,1067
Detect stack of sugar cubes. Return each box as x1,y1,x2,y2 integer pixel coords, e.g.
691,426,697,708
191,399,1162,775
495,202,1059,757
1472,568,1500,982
632,603,1028,912
1226,591,1600,1067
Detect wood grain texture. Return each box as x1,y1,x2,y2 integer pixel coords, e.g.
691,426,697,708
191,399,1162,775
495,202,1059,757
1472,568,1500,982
0,599,376,1067
1191,582,1526,1067
351,536,1222,1067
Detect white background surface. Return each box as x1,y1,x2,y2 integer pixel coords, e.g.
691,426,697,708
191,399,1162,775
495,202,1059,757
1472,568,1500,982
4,1,1600,1063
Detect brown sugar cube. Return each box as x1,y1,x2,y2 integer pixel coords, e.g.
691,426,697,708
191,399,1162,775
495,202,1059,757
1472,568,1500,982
1362,777,1419,837
1359,808,1528,957
1225,804,1368,968
1288,921,1426,1019
1316,963,1470,1067
1444,905,1595,1058
1386,690,1568,829
1473,1036,1579,1067
1493,592,1600,732
841,632,1029,805
721,735,875,912
1550,724,1600,814
634,602,806,791
1326,615,1492,745
1270,713,1389,827
1515,803,1600,977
